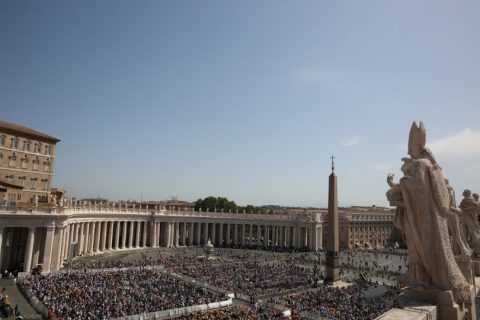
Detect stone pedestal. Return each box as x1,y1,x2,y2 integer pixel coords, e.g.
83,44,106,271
396,286,476,320
375,305,437,320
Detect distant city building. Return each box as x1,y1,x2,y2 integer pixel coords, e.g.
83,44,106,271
0,120,60,204
146,199,194,211
322,206,395,249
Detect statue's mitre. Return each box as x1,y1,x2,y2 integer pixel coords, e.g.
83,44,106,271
408,121,426,148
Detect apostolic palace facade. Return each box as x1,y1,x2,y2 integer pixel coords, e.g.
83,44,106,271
0,120,394,274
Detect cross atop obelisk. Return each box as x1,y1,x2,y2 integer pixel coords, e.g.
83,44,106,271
326,156,340,284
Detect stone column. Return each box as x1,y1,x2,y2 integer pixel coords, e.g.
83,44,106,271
295,226,301,248
121,221,127,249
136,221,141,248
61,226,68,261
249,224,253,246
129,221,134,248
101,222,107,251
84,222,91,254
108,222,114,250
187,223,192,246
264,225,269,248
309,225,315,251
42,226,55,273
78,223,85,253
257,225,261,246
94,222,101,252
56,227,65,269
226,224,231,245
233,224,238,245
219,223,224,246
180,222,186,246
196,223,201,245
272,226,276,247
211,223,216,245
150,222,157,247
203,223,209,244
89,222,96,253
286,226,291,247
142,221,147,247
164,223,169,247
66,224,74,259
114,221,120,249
73,222,80,244
175,222,180,246
23,228,35,272
304,227,308,247
241,224,245,246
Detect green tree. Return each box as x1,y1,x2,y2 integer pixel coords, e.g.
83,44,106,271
195,196,237,213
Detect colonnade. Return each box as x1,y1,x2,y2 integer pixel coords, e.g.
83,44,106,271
170,222,320,249
0,208,324,274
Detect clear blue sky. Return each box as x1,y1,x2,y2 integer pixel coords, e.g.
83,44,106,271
1,1,479,207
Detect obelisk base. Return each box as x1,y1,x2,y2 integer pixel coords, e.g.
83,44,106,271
325,250,340,284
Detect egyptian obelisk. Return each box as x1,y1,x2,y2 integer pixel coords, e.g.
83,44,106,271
325,155,340,284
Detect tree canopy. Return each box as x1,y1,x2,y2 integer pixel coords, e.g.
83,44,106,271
194,196,277,214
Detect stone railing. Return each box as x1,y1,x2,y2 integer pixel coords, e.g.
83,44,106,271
0,205,323,223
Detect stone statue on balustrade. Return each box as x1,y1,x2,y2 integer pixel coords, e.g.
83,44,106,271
458,190,480,257
444,180,473,284
51,195,57,207
386,121,474,319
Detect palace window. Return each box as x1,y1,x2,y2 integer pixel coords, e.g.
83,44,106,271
11,138,18,149
45,145,52,155
34,143,42,153
18,176,26,187
41,179,48,190
5,175,14,183
0,135,5,146
8,153,16,167
23,140,31,151
21,156,28,169
32,157,40,170
43,159,51,171
31,178,37,189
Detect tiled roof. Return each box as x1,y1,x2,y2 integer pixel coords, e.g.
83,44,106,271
0,120,60,143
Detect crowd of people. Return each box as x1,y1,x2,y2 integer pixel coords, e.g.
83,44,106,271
340,250,406,283
19,269,225,319
13,246,408,319
177,305,287,320
171,260,312,297
272,281,399,320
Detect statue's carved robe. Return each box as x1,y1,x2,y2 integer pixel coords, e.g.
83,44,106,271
399,158,470,305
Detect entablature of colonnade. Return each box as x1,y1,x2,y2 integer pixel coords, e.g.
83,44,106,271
0,206,324,228
156,210,323,224
0,212,64,229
